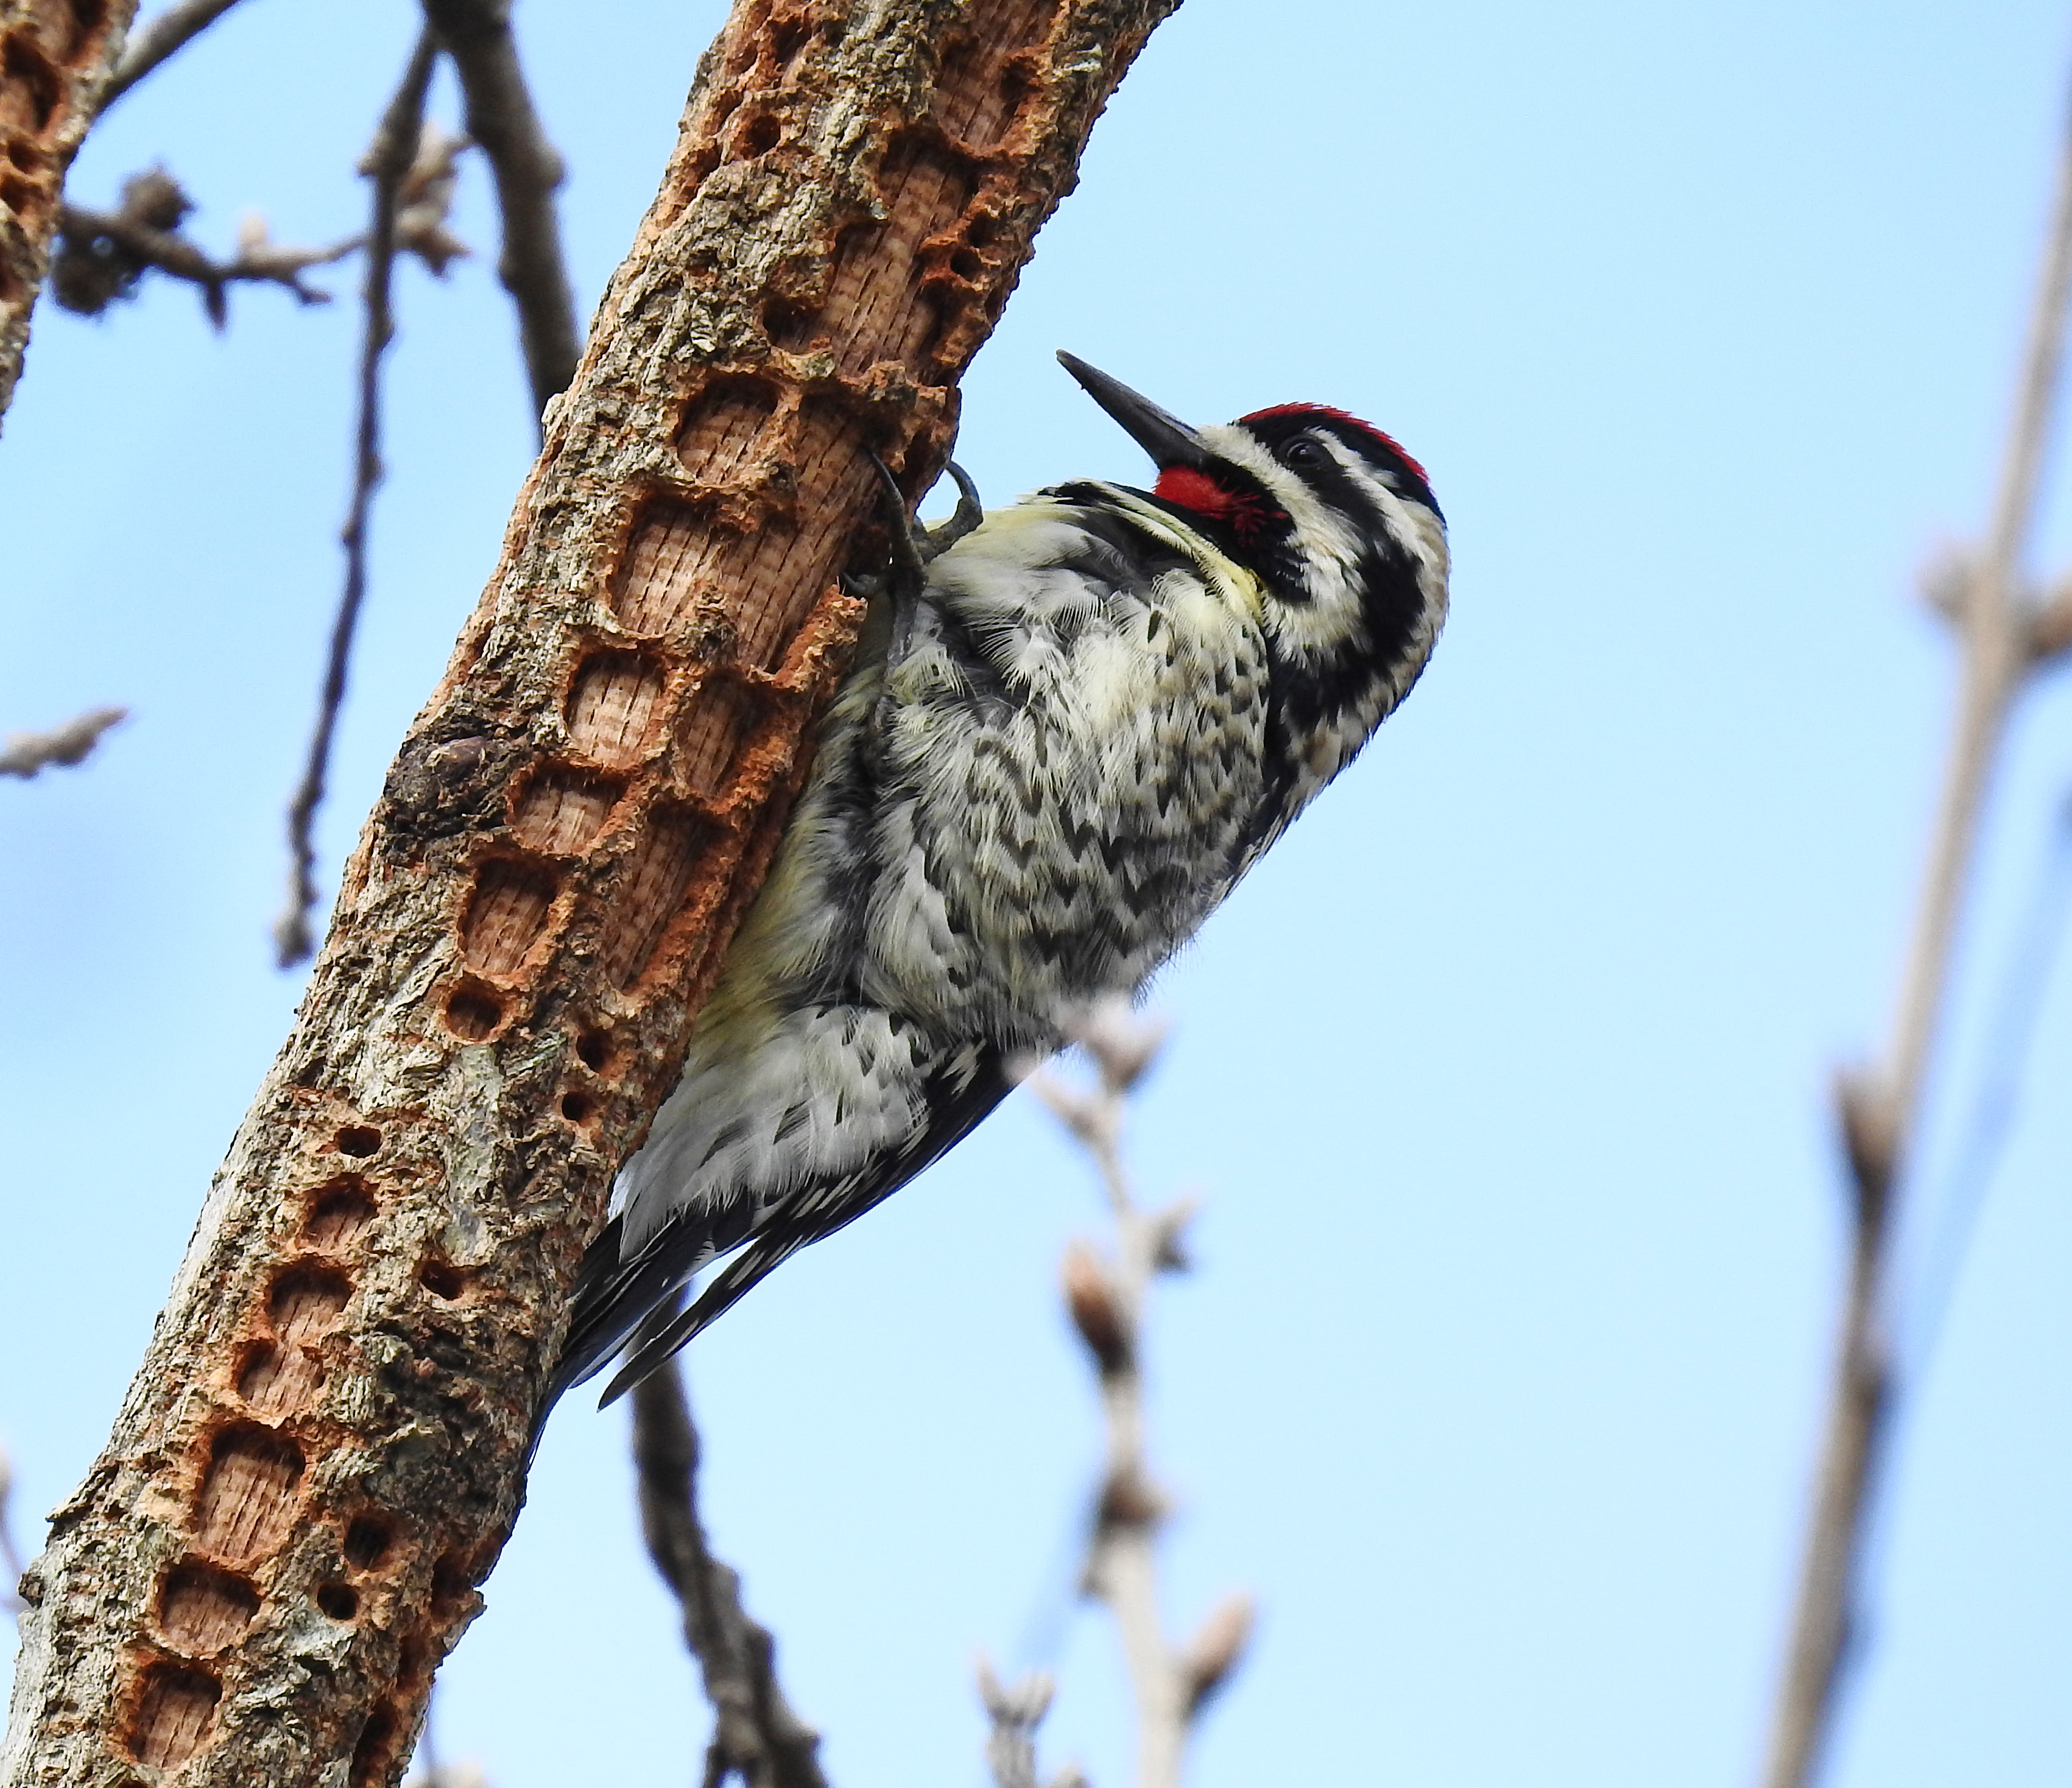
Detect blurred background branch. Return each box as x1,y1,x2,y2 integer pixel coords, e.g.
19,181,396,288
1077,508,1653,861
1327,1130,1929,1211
423,0,578,429
978,1661,1085,1788
99,0,244,110
272,31,444,966
1760,59,2072,1788
0,705,124,778
0,1437,26,1616
630,1300,828,1788
1028,1002,1253,1788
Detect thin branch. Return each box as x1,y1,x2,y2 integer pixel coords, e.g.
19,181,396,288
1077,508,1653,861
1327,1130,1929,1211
272,34,438,969
978,1660,1087,1788
52,169,357,326
1906,784,2072,1367
100,0,244,109
0,706,126,778
629,1301,827,1788
1759,68,2072,1788
421,0,580,428
1031,1002,1250,1788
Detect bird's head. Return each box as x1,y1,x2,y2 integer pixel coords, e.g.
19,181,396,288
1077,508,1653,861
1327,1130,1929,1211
1057,351,1449,798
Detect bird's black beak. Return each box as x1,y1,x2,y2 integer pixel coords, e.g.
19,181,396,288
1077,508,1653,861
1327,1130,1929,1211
1056,351,1208,471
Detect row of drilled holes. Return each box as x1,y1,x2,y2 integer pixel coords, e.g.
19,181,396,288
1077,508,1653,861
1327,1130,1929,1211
125,1131,473,1774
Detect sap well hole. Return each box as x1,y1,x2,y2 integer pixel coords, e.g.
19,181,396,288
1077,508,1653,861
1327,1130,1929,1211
335,1125,381,1158
560,1091,593,1124
317,1583,359,1621
575,1030,610,1072
344,1516,393,1570
304,1183,376,1248
445,985,504,1041
419,1261,467,1301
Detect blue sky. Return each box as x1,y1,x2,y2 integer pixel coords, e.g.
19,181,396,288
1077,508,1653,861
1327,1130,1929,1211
5,2,2072,1784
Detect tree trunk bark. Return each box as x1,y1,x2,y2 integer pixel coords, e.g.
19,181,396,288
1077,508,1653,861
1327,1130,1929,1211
0,0,1180,1781
0,0,139,425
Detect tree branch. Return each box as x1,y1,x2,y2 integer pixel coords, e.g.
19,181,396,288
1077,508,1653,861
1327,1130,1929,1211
0,705,125,778
1031,1002,1251,1788
422,0,579,429
272,33,439,968
51,167,358,325
0,1,1183,1781
0,0,145,426
1758,65,2072,1788
977,1660,1085,1788
630,1305,825,1788
98,0,242,109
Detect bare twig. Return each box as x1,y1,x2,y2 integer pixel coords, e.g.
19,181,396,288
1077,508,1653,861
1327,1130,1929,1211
978,1659,1087,1788
52,169,356,325
272,35,437,968
421,0,579,427
1760,71,2072,1788
629,1301,826,1788
1029,1001,1250,1788
1907,785,2072,1365
393,122,474,276
100,0,244,109
0,706,126,778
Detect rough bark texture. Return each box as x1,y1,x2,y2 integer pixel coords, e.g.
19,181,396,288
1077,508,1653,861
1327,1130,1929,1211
0,1,1180,1782
0,0,139,424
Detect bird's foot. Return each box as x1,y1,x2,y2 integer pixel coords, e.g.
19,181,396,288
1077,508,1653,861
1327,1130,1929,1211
864,449,985,572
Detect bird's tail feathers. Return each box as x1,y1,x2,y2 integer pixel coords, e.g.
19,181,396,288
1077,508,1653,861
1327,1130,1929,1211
593,1229,814,1407
541,1213,713,1415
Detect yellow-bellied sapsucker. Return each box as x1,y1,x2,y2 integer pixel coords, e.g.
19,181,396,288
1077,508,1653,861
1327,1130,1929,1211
552,353,1449,1407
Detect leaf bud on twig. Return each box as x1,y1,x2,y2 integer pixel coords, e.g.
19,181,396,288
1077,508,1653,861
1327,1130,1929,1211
1179,1592,1255,1718
1833,1067,1897,1224
1062,1239,1132,1376
2027,572,2072,662
1077,994,1168,1094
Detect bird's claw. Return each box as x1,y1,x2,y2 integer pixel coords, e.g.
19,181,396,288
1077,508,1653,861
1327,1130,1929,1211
864,449,984,574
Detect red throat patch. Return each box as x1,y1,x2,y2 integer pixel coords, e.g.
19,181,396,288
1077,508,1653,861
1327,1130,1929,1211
1152,466,1277,538
1240,403,1430,488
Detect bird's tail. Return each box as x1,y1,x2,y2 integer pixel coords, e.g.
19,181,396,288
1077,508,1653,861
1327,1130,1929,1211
537,1212,713,1421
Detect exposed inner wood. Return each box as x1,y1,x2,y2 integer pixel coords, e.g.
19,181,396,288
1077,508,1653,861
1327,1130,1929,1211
192,1429,306,1563
127,1664,221,1770
566,648,669,766
304,1182,378,1249
158,1565,261,1655
460,857,560,977
512,763,625,853
269,1266,351,1344
602,808,719,989
0,0,138,417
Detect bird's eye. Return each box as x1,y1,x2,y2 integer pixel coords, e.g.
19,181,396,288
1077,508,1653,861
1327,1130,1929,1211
1282,438,1327,471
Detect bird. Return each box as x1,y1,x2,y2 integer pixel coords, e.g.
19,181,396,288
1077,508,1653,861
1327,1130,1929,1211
548,350,1450,1410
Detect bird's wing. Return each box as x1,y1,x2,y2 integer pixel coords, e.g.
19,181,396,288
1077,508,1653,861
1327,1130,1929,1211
591,1037,1015,1405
